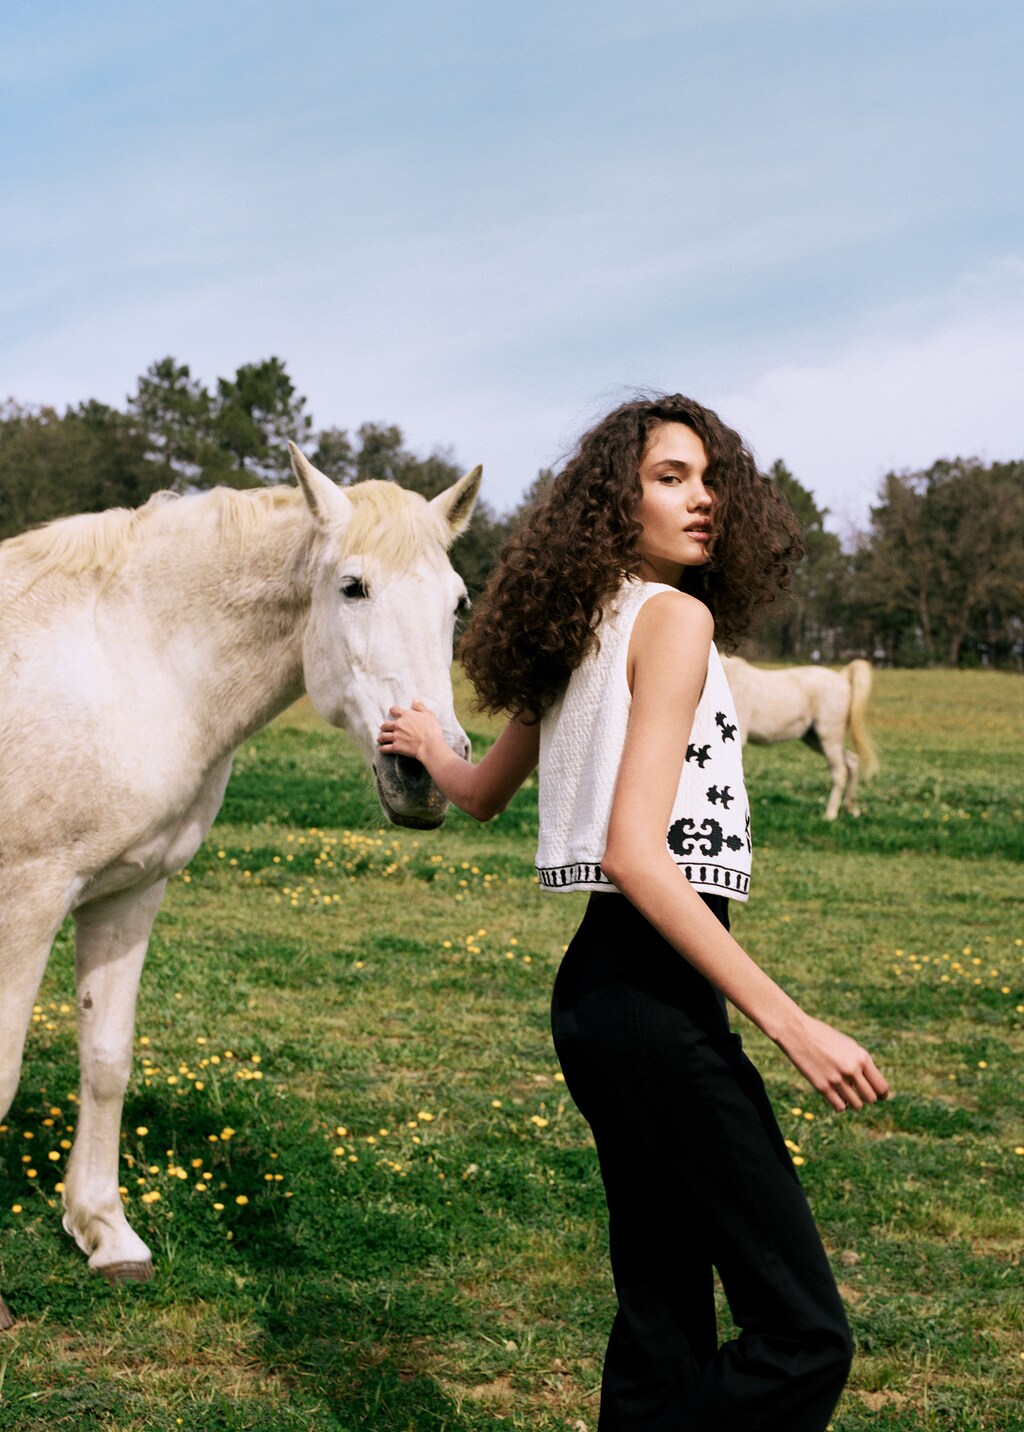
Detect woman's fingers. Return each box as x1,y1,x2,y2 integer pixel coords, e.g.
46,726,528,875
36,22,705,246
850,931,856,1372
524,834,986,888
844,1055,889,1108
865,1060,890,1100
378,716,406,749
831,1077,862,1111
827,1054,890,1112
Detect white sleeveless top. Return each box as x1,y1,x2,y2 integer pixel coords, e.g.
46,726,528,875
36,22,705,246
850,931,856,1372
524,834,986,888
535,578,752,901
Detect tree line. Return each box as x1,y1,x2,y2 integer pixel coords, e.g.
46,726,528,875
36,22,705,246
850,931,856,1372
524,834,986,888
0,356,513,601
762,459,1024,669
2,356,1021,668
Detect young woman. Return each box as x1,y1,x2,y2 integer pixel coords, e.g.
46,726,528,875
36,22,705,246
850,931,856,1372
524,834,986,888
378,394,888,1431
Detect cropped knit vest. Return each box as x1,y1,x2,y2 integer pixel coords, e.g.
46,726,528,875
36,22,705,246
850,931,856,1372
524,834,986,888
535,578,752,900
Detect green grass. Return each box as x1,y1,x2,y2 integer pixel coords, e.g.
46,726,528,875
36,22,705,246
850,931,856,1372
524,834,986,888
1,669,1022,1430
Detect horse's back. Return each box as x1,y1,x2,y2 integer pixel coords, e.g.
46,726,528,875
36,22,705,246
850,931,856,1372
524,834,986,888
723,659,855,745
725,660,816,742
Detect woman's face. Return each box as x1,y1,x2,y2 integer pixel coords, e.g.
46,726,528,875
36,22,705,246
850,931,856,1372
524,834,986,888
636,422,715,585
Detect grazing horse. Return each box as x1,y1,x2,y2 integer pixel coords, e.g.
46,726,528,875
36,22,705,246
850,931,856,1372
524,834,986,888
721,656,879,821
0,444,480,1327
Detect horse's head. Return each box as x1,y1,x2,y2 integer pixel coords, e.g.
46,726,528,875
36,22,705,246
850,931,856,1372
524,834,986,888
289,442,480,830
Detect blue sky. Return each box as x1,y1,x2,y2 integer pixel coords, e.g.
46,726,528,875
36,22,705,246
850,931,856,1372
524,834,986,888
2,0,1021,530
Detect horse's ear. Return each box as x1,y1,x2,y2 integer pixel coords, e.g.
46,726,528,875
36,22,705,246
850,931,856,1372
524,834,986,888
289,442,352,528
430,465,482,543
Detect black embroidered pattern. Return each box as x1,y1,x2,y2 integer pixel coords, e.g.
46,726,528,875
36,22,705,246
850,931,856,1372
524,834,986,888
537,862,610,889
686,742,711,767
681,863,750,894
715,711,737,741
668,816,724,858
706,784,734,809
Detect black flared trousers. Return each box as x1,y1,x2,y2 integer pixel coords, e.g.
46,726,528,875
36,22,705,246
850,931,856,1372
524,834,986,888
551,893,853,1432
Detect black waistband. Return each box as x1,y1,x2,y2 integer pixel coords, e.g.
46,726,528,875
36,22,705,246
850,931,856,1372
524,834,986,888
586,890,730,933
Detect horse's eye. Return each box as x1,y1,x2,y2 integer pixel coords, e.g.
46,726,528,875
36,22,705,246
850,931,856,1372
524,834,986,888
456,594,471,616
341,578,368,600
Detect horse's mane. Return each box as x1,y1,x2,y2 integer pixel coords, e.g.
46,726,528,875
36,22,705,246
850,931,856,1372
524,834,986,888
0,490,180,582
0,479,447,590
339,480,451,573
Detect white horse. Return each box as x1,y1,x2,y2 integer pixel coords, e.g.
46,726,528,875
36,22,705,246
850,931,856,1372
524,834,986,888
720,656,879,821
0,444,480,1328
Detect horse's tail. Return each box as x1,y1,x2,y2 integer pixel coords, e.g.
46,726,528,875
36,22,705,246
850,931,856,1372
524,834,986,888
845,659,879,779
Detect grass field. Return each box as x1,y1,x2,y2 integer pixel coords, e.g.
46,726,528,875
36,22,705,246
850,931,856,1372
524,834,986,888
1,668,1021,1430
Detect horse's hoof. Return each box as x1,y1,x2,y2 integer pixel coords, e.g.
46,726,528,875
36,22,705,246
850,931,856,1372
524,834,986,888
0,1294,15,1331
94,1259,154,1286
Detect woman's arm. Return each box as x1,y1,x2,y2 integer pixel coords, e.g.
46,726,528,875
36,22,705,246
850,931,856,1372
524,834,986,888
378,703,539,822
601,591,889,1113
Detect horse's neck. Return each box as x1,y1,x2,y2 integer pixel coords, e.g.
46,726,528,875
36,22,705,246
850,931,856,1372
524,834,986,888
118,499,314,757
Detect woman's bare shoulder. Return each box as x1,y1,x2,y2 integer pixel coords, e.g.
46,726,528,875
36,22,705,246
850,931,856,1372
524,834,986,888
633,588,714,641
627,589,713,692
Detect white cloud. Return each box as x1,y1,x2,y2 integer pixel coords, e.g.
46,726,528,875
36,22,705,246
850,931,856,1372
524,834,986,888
718,263,1024,532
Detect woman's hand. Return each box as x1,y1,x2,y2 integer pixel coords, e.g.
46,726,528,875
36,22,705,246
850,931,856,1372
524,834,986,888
378,701,444,763
775,1013,889,1112
376,707,539,823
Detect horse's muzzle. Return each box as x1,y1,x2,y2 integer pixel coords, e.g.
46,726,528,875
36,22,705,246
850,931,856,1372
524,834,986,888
374,754,450,830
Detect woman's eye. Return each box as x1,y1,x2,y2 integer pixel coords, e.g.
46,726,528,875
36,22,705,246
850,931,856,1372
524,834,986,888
341,578,368,599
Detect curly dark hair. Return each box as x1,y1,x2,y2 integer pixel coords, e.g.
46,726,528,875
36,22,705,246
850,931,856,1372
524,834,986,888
460,393,803,719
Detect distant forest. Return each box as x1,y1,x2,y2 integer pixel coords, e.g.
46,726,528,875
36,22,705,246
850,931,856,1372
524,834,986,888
2,356,1021,669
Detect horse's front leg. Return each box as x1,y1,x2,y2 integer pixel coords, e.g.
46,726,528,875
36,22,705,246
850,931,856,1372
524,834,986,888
821,748,847,820
803,728,847,821
62,880,166,1284
0,878,67,1329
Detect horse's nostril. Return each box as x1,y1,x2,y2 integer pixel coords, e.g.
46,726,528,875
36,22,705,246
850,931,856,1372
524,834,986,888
395,755,427,783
